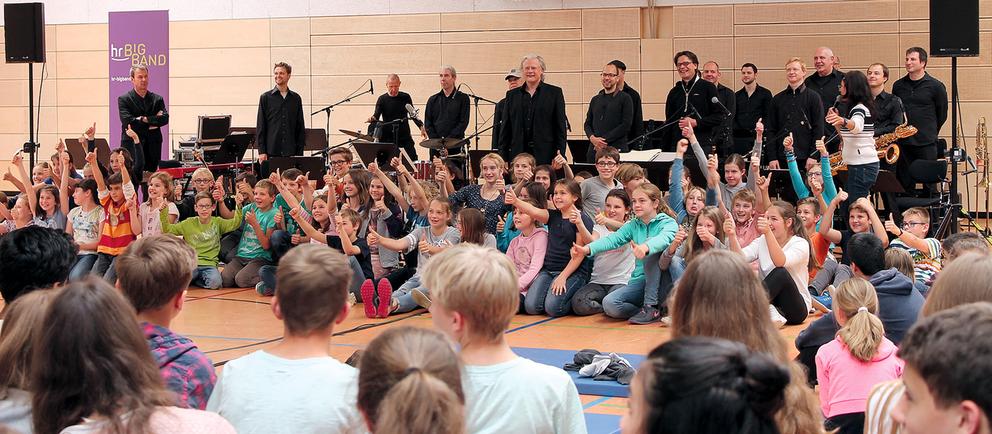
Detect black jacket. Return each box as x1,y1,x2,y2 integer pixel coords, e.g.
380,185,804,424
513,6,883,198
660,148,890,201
424,89,470,139
256,87,306,157
372,91,416,146
804,69,845,137
892,73,948,147
766,84,825,163
663,75,722,150
872,91,906,137
622,84,644,143
584,89,633,151
493,98,506,150
118,89,168,152
498,81,568,165
734,84,773,138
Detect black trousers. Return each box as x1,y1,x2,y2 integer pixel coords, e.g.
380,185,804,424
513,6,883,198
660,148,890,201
825,412,865,434
763,267,809,325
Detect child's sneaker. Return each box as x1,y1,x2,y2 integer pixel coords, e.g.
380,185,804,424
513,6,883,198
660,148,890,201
255,282,274,297
629,306,661,325
376,279,393,318
770,305,787,329
659,315,672,327
347,292,357,307
360,279,376,318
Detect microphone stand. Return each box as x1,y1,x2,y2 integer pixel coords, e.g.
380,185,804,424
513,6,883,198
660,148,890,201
627,117,683,151
459,87,498,151
311,80,374,157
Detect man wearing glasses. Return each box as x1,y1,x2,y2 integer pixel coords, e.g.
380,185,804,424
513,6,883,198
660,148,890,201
663,51,721,154
583,62,633,162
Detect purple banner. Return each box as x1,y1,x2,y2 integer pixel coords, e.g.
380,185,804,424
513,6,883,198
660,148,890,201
108,10,169,158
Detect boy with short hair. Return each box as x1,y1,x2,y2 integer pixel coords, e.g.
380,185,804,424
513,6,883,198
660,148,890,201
425,244,586,434
885,207,941,285
221,179,280,288
893,302,992,434
580,146,622,216
160,192,244,289
115,234,216,409
86,150,140,283
207,244,363,433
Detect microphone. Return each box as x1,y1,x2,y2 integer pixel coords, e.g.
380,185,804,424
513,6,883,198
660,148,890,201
405,103,424,128
710,96,731,115
831,95,841,110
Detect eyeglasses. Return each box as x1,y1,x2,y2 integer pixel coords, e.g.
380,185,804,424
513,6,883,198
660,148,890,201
808,172,823,178
902,221,927,228
330,160,349,166
195,204,214,210
596,161,618,168
676,61,693,67
192,179,213,184
600,73,618,78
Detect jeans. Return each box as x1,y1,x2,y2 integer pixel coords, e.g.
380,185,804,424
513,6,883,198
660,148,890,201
92,253,118,284
191,266,223,289
809,258,853,295
69,254,98,281
668,255,686,283
221,256,272,288
259,254,366,297
523,269,591,317
393,275,424,314
841,161,879,218
602,279,647,319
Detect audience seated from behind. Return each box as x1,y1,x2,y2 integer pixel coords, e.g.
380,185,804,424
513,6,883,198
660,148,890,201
0,226,76,317
207,244,364,433
30,277,235,433
423,244,586,434
116,234,218,410
357,327,464,434
0,290,59,433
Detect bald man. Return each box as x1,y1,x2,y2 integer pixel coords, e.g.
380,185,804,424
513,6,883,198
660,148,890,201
804,47,845,151
369,74,420,160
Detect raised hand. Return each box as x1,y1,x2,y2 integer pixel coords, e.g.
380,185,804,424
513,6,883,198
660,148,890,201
552,151,567,170
367,227,380,246
810,177,823,196
755,118,764,139
671,227,688,248
697,225,715,246
288,206,302,220
496,214,506,233
833,188,849,205
291,230,303,245
756,172,772,192
243,211,257,227
567,207,581,225
884,215,899,234
296,174,309,189
125,125,139,142
756,216,770,234
593,208,608,226
83,151,96,165
815,139,828,157
273,209,284,226
212,185,224,203
676,138,689,157
494,176,506,192
723,216,736,236
503,187,517,205
11,153,23,166
571,242,590,257
84,122,96,140
323,173,336,189
631,242,649,259
783,132,794,153
369,162,381,175
418,239,431,254
680,123,695,140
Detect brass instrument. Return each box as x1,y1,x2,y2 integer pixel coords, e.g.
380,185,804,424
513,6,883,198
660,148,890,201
978,117,988,188
829,123,917,175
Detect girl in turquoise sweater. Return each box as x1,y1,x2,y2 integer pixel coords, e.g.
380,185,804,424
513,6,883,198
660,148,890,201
572,183,678,324
160,191,243,289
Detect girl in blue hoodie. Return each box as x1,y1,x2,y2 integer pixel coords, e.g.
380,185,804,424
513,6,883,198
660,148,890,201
572,183,678,323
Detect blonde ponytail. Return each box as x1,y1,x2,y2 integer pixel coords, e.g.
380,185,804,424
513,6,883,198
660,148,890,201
376,370,465,434
833,278,885,362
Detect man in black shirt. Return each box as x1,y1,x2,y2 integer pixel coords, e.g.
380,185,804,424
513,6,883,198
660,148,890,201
867,63,906,138
663,51,722,153
734,63,772,156
369,74,421,161
609,60,644,147
493,68,522,152
499,54,568,165
256,62,306,176
701,61,736,160
584,62,634,161
804,47,845,152
424,65,470,143
892,47,948,190
118,65,169,185
766,57,824,170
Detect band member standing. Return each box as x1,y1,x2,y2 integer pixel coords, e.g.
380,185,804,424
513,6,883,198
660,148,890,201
892,47,948,190
118,65,168,186
663,51,721,154
256,62,306,175
701,60,736,158
766,57,824,170
584,62,633,161
826,71,878,206
804,47,845,152
867,63,906,137
493,69,522,153
369,74,421,161
424,65,470,144
734,63,773,156
499,54,568,166
608,60,644,146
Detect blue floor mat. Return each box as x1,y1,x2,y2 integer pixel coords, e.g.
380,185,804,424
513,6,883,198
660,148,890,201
513,346,644,398
584,413,621,434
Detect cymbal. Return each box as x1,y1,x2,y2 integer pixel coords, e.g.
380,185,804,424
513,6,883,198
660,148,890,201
418,137,464,149
352,140,394,146
339,129,375,141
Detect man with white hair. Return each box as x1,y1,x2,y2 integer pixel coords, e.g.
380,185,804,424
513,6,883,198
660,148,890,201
498,54,568,165
804,47,845,151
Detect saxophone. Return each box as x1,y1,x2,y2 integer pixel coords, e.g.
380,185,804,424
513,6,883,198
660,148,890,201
829,123,917,175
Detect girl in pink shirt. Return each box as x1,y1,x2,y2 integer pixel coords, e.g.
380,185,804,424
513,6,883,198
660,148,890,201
816,278,904,434
506,197,548,300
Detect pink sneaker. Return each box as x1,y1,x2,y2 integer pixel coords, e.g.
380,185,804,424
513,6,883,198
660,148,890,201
360,279,376,318
376,279,393,318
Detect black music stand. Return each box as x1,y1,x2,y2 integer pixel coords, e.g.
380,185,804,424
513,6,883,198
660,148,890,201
65,138,111,170
305,128,328,152
354,142,400,168
268,156,326,180
467,149,491,180
567,139,592,164
212,133,252,165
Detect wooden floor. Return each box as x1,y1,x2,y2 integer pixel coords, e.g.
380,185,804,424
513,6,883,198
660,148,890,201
175,287,817,434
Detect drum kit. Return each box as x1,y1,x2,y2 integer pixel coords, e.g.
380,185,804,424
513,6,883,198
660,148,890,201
337,127,468,181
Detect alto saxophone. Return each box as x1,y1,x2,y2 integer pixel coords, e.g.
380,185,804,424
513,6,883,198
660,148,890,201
829,123,917,175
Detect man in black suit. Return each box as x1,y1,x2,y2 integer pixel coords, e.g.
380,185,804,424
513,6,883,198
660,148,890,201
118,65,168,186
499,54,568,165
663,51,722,154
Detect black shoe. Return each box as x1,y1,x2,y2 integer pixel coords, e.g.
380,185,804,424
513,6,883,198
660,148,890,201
629,306,661,325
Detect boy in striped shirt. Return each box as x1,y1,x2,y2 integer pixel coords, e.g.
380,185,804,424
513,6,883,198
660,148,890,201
86,150,140,283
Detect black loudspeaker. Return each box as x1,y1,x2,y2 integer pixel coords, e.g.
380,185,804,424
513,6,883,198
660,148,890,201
930,0,979,57
4,2,46,63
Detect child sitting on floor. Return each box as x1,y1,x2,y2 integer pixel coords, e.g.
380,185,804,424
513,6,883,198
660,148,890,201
160,192,244,289
220,180,280,289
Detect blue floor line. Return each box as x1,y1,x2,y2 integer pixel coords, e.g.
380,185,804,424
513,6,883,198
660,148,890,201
504,316,557,334
583,396,612,409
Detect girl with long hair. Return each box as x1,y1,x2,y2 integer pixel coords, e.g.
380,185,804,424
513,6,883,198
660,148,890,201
456,208,495,248
444,153,512,235
138,171,179,236
570,188,633,316
827,70,879,207
661,205,726,283
0,290,59,434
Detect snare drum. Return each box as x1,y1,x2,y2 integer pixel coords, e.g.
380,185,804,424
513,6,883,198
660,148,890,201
413,160,434,180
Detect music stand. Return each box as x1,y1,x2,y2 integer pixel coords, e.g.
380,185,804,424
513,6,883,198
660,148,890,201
468,150,491,181
305,128,328,152
211,133,252,165
64,138,111,170
354,142,400,168
567,139,592,164
268,156,326,181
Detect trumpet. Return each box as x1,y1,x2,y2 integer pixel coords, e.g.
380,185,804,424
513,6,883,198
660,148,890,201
830,123,917,175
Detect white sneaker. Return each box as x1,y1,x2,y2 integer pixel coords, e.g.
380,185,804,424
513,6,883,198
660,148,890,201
770,305,787,328
659,315,672,327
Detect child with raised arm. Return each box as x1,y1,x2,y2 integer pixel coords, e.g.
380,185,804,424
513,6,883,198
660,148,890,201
816,190,889,289
667,140,708,226
508,179,594,317
160,191,244,289
65,177,103,280
13,153,67,230
424,244,586,434
138,171,179,237
0,195,34,235
786,135,838,204
443,153,512,235
116,235,219,410
207,244,365,433
87,147,140,283
496,182,547,252
570,189,634,316
573,184,677,323
220,179,280,289
816,278,903,433
368,197,460,316
884,207,941,286
269,168,313,261
366,163,405,279
682,122,760,207
661,206,727,283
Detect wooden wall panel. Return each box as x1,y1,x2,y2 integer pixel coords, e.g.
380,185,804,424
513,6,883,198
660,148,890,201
56,79,108,107
735,34,901,73
581,40,641,71
442,41,582,74
56,24,107,52
270,18,310,47
312,14,440,35
734,0,897,24
169,48,271,78
441,29,581,44
673,5,734,37
170,20,270,49
441,10,580,32
640,38,675,71
581,8,640,39
312,44,441,75
673,37,735,74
